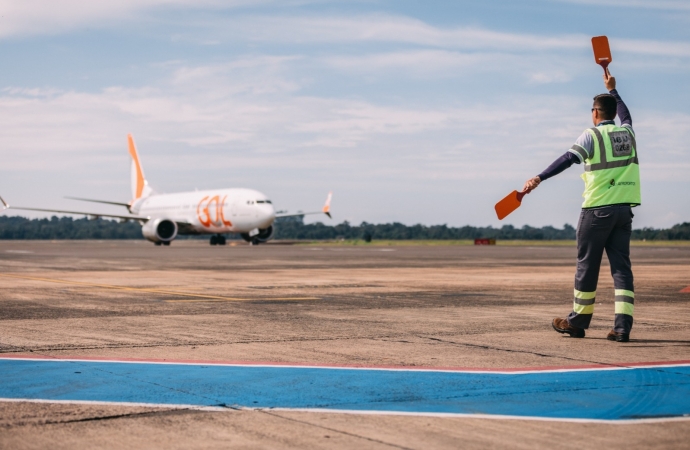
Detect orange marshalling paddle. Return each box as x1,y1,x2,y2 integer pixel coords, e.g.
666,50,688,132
495,190,527,220
592,36,612,74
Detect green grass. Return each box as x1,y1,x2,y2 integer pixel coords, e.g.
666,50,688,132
295,239,690,247
629,240,690,247
299,240,476,246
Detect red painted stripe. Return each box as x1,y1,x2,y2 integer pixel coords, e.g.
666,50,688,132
680,286,690,293
2,354,689,372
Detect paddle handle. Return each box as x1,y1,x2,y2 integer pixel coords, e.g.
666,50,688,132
600,61,610,74
516,190,527,202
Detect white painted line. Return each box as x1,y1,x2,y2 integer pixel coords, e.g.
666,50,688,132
0,398,228,412
263,407,690,425
1,398,688,424
2,356,689,374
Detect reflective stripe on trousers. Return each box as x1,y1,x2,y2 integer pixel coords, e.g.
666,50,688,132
615,289,635,315
573,289,595,315
614,289,634,333
569,288,634,332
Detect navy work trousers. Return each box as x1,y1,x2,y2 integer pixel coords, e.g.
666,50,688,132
567,205,635,333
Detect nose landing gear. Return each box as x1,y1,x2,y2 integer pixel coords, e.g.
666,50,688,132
209,234,227,246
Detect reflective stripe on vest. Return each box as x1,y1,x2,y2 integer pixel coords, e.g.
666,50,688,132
585,127,639,172
580,124,642,208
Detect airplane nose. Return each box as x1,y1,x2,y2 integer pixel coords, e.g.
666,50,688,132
261,204,276,228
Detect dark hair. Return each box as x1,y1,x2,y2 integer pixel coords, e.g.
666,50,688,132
592,94,617,120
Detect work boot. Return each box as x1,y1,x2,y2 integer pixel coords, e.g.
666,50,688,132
607,330,630,342
552,318,585,338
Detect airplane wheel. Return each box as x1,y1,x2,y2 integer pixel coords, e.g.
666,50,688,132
251,238,260,246
155,242,162,246
210,236,218,246
163,241,171,246
218,235,226,245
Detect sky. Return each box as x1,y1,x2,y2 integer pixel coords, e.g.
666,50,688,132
1,0,689,229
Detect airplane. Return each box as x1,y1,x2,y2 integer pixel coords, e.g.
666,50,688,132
1,134,332,246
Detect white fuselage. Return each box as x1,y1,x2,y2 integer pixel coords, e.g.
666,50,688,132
131,188,276,235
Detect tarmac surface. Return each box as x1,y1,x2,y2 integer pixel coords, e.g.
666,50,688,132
1,240,689,449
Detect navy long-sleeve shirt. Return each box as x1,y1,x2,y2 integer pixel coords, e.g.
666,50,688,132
538,89,632,181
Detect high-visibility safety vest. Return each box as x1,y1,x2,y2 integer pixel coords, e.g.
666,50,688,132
574,124,641,208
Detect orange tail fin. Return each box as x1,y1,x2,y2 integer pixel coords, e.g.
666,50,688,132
128,134,153,201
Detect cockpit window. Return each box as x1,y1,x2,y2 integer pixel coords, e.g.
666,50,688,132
256,200,272,204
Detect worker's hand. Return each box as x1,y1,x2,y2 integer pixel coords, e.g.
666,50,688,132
522,176,541,194
604,69,616,91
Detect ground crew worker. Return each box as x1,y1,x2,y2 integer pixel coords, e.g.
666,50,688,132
522,70,640,342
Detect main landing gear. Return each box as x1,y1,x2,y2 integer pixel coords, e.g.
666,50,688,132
209,234,226,246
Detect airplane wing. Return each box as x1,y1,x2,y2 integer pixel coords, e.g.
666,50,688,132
65,197,131,208
1,196,148,221
1,196,197,233
275,191,332,219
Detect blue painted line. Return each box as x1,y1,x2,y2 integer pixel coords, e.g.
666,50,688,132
1,359,689,421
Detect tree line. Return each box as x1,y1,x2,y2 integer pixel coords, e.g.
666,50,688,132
274,220,690,240
1,215,689,240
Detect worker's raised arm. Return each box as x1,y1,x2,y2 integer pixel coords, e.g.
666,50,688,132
604,70,632,128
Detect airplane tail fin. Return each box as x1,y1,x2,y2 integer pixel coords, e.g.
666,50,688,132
322,191,332,219
128,134,153,202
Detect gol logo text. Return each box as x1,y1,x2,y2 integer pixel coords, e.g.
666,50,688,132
197,195,232,228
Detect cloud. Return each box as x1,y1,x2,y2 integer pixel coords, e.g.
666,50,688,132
180,14,690,60
616,38,690,58
204,14,586,52
324,49,579,83
0,0,262,38
2,57,687,181
1,57,688,228
325,50,493,75
3,3,689,64
548,0,690,11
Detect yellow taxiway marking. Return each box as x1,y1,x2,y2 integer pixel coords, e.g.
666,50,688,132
0,273,320,302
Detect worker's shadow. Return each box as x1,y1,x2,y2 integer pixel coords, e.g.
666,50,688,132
620,338,690,346
587,338,690,345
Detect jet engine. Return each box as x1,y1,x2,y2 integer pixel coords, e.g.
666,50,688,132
241,225,274,244
142,218,178,244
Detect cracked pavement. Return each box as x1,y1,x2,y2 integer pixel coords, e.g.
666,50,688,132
1,240,689,449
